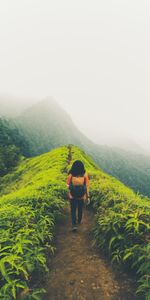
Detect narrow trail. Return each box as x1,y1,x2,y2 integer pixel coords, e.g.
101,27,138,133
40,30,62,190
44,208,140,300
43,145,141,300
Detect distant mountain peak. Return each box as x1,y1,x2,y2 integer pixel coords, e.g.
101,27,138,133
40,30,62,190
19,97,73,125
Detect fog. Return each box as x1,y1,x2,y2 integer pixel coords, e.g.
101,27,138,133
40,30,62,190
0,0,150,153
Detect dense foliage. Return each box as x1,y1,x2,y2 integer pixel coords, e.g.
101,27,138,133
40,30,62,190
0,118,30,176
68,146,150,300
91,145,150,197
0,145,149,299
91,181,150,299
15,98,88,157
12,99,150,198
0,146,68,299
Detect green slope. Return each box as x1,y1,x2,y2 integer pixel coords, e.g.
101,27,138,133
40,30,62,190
15,98,93,156
0,146,68,202
91,145,150,197
12,97,150,198
0,118,30,176
0,145,149,299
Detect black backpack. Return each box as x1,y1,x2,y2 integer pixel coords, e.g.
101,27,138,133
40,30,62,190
69,176,87,198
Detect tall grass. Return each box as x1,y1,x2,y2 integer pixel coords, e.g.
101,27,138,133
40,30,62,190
90,175,150,300
0,147,68,299
0,145,149,299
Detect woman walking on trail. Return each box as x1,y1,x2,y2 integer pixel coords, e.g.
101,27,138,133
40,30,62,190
66,160,90,231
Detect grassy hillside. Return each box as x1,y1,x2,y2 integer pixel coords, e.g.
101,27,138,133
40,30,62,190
0,118,30,176
91,145,150,197
15,98,92,156
12,98,150,198
0,146,70,299
0,145,149,299
68,147,150,300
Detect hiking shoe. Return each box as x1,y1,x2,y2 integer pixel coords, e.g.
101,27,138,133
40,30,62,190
72,225,77,232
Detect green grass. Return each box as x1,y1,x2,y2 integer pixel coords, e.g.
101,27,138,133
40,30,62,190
0,144,149,299
0,146,69,299
68,146,150,300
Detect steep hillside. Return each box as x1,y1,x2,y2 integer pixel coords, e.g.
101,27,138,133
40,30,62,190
15,97,92,156
91,144,150,197
0,146,69,299
0,145,149,299
0,118,30,176
13,97,150,197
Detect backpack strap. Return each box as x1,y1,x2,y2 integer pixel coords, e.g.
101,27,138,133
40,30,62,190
70,175,72,186
84,175,86,185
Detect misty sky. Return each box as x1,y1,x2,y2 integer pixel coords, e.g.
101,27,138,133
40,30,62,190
0,0,150,150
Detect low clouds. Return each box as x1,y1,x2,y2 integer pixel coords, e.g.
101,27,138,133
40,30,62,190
0,0,150,152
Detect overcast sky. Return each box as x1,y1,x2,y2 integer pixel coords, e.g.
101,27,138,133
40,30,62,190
0,0,150,151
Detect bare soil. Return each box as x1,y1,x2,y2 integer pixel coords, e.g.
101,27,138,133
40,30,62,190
44,206,142,300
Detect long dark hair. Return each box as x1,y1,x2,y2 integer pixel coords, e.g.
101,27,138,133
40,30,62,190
69,160,86,176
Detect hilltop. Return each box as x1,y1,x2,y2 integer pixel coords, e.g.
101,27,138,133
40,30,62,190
0,145,149,299
10,97,150,198
15,97,92,155
1,97,150,197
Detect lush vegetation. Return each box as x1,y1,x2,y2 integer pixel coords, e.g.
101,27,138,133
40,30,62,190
67,146,150,300
12,98,150,198
0,118,30,176
91,180,150,299
15,98,88,157
91,145,150,197
0,146,69,299
0,144,149,299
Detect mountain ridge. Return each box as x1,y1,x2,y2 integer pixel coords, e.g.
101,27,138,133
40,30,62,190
0,145,149,299
1,96,150,197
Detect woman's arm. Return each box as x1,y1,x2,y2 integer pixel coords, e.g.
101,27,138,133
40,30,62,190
66,174,73,200
66,174,72,187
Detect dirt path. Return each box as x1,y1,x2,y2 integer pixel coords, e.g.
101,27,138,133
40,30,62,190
44,206,141,300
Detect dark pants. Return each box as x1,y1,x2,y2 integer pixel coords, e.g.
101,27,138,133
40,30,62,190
70,198,84,225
